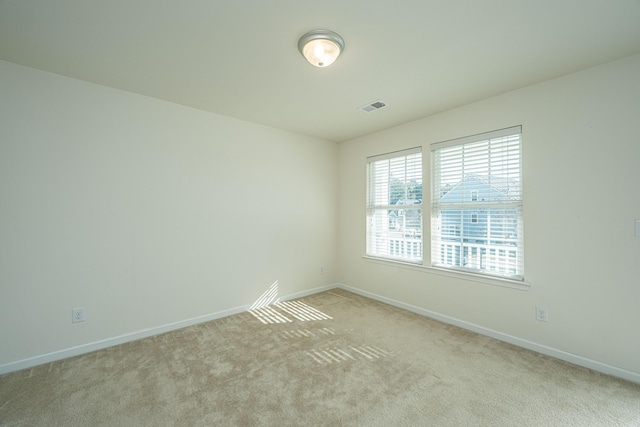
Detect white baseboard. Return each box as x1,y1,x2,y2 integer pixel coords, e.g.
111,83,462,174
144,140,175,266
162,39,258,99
336,283,640,385
0,284,336,375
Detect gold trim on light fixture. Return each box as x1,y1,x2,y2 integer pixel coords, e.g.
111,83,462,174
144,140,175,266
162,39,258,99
298,29,344,67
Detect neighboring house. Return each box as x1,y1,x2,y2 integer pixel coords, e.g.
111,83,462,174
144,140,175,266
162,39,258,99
438,174,519,272
384,175,520,267
386,198,423,260
389,198,422,235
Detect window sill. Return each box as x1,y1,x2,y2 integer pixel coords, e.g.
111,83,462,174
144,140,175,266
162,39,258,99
362,256,531,291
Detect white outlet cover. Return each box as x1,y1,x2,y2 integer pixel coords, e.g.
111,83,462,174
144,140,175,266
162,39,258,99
72,308,85,323
535,306,548,322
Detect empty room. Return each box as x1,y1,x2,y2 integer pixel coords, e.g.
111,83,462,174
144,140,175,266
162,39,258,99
1,1,640,425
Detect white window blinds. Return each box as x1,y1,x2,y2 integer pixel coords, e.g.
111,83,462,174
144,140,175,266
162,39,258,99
431,127,523,280
366,147,422,262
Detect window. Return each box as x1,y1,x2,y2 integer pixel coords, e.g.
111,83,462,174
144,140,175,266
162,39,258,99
431,127,523,280
366,148,422,263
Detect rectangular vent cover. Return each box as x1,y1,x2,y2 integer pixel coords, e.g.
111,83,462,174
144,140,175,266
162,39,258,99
358,100,387,113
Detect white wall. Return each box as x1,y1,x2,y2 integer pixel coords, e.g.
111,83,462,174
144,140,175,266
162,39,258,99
338,53,640,378
3,53,639,380
0,60,338,368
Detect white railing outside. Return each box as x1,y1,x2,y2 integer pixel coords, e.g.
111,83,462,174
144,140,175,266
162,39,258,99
388,237,519,276
437,240,518,275
388,235,422,260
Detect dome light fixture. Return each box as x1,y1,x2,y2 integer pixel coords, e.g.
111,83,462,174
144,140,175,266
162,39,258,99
298,29,345,68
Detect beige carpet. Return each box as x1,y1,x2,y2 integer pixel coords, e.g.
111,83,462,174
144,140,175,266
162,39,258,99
1,289,639,426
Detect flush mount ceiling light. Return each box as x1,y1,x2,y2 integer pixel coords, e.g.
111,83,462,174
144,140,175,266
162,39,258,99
298,29,345,67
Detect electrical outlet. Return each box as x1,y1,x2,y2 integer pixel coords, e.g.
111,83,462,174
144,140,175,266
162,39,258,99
320,266,325,275
72,307,85,323
535,306,548,322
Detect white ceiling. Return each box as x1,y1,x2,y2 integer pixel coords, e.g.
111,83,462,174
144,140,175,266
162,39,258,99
2,1,640,142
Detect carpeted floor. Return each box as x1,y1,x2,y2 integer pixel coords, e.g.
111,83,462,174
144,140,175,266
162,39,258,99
1,289,639,426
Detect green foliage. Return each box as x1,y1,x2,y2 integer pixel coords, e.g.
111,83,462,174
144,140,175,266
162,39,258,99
389,178,405,205
390,178,422,204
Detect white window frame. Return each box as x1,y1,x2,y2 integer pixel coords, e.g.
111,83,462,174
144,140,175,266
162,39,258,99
430,126,524,281
366,147,423,263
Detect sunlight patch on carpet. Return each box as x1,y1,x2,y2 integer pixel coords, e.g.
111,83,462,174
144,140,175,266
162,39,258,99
249,305,292,324
275,301,333,321
306,345,393,364
281,329,316,339
280,327,336,339
307,348,356,364
249,300,333,324
350,345,394,360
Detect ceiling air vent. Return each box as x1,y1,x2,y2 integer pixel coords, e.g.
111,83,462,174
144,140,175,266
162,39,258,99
358,100,387,113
